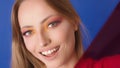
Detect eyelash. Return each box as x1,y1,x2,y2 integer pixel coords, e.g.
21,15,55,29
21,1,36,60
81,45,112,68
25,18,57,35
22,30,32,37
22,20,61,37
48,20,61,28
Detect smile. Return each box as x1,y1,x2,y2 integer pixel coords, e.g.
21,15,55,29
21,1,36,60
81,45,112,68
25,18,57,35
40,46,60,57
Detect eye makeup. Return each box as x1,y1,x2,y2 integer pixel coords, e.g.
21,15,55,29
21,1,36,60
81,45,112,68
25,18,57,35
48,19,62,28
20,15,63,36
44,16,63,30
23,30,32,36
21,28,34,37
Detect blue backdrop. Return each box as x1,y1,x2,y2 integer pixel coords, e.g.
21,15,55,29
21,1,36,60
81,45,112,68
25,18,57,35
0,0,119,68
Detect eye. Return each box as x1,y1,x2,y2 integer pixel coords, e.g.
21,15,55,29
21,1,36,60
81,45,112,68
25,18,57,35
22,30,32,37
48,20,61,28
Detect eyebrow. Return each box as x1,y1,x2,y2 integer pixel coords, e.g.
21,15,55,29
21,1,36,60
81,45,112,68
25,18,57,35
21,15,56,29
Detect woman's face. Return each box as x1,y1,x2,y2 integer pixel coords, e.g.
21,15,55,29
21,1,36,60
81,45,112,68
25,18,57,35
18,0,78,68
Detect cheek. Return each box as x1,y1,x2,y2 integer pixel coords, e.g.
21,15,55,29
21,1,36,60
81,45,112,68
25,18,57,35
50,24,75,46
23,37,36,52
59,30,75,43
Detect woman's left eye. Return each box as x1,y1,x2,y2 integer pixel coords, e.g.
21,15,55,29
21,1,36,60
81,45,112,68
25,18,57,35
48,20,61,28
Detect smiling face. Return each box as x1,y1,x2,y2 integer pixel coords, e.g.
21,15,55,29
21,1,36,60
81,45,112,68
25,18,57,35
18,0,78,68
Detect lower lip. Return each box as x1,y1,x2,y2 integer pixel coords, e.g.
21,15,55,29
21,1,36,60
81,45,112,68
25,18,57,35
41,46,60,60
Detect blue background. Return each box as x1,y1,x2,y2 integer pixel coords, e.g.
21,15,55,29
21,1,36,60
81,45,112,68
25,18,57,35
0,0,119,68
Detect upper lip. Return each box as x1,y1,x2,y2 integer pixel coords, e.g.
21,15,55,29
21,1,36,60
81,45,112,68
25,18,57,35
39,46,60,53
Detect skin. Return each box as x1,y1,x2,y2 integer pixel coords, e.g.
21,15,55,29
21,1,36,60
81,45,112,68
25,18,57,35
18,0,78,68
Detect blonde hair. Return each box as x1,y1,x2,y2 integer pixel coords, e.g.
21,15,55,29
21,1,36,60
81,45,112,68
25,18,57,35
11,0,83,68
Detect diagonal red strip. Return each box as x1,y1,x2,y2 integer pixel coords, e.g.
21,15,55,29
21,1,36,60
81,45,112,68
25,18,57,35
83,2,120,60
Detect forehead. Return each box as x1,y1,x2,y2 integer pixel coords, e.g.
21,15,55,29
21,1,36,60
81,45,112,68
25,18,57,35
18,0,58,27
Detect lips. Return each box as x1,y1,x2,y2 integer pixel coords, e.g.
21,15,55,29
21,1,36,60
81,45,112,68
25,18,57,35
40,46,60,57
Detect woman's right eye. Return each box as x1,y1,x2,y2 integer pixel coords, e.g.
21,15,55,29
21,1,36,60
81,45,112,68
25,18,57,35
22,30,32,37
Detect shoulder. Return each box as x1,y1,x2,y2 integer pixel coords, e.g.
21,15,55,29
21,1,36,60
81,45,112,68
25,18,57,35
75,55,120,68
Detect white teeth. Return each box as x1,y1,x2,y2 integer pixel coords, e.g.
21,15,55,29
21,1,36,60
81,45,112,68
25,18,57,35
41,48,57,56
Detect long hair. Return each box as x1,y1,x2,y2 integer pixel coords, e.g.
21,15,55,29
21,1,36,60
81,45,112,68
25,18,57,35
11,0,83,68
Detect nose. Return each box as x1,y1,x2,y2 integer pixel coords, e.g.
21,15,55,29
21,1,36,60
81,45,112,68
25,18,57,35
37,32,51,47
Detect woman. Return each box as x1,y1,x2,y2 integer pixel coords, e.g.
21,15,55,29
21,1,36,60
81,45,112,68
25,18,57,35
11,0,83,68
11,0,120,68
